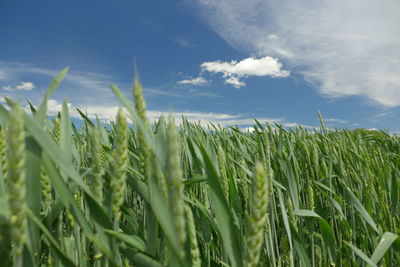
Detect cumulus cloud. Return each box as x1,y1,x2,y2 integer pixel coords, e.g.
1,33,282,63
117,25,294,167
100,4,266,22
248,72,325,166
224,76,245,88
2,81,35,91
201,56,289,88
178,76,211,86
17,81,35,90
241,127,256,133
46,99,120,121
195,0,400,106
47,99,71,115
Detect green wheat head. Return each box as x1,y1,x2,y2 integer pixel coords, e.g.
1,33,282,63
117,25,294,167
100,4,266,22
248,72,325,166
111,108,129,222
166,115,186,257
133,78,147,123
217,144,229,200
133,77,151,182
90,127,104,200
0,127,7,182
40,167,52,215
185,204,201,267
7,104,27,258
245,161,269,267
53,117,61,144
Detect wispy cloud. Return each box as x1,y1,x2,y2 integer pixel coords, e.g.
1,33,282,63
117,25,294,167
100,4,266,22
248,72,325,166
0,70,10,81
144,88,185,98
0,61,115,101
324,118,349,124
200,56,289,88
178,76,211,86
175,37,197,48
0,62,218,109
44,98,311,128
368,109,398,123
145,86,219,98
195,0,400,105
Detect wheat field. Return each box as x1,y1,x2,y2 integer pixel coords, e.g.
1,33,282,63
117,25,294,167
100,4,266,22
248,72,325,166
0,68,399,266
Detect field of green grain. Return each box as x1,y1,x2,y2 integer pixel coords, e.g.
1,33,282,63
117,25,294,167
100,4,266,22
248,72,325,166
0,68,399,266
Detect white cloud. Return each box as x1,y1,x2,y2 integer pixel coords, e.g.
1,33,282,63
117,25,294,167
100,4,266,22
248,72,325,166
46,99,119,121
2,81,35,91
201,56,289,88
241,127,256,132
201,57,289,77
77,106,121,121
47,99,72,115
195,0,400,106
224,76,245,88
16,81,35,90
178,77,211,86
47,99,63,113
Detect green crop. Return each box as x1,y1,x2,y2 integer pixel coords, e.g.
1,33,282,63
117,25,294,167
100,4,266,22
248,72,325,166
0,68,399,266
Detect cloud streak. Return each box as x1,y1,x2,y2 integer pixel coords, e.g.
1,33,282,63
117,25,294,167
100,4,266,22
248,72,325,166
195,0,400,106
178,76,210,86
324,118,349,124
44,98,313,129
0,62,219,108
0,61,116,104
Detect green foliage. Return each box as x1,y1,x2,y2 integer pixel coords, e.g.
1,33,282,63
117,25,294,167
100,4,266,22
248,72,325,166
0,70,399,266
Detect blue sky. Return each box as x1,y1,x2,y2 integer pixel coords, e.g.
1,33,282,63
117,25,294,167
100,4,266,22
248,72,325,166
1,0,399,130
